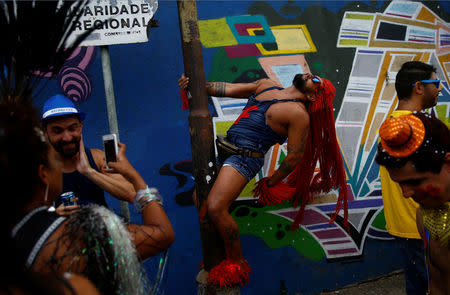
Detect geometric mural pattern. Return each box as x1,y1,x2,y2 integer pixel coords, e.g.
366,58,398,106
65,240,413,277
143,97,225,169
191,2,450,260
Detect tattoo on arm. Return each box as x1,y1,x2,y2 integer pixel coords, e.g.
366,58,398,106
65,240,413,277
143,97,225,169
206,82,226,97
288,128,308,156
287,142,306,157
279,161,293,173
281,127,309,173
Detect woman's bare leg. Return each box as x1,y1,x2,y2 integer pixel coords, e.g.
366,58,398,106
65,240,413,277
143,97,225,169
207,165,248,262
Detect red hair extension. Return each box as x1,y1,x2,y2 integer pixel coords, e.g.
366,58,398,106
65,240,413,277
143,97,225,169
287,78,348,231
253,177,296,205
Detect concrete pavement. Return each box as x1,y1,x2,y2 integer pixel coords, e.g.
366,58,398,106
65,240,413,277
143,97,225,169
315,271,406,295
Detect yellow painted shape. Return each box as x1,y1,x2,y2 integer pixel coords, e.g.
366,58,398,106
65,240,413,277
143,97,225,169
417,7,437,23
339,39,368,46
239,178,256,198
439,53,450,63
249,25,317,55
198,18,237,48
420,52,431,63
273,27,310,51
343,32,370,36
444,62,450,73
346,13,374,20
365,112,385,152
215,120,234,135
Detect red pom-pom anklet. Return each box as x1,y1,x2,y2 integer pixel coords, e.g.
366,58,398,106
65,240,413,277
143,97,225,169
208,259,251,287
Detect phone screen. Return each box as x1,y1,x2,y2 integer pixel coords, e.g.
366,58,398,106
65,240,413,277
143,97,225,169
104,139,117,164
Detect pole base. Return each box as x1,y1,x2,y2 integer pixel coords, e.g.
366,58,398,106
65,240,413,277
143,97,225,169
196,269,240,295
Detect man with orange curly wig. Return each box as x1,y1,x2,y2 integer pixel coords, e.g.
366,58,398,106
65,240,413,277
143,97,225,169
179,73,347,287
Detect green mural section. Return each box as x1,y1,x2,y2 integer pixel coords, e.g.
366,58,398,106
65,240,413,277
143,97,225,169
231,202,325,261
371,209,386,230
436,104,450,128
207,48,264,82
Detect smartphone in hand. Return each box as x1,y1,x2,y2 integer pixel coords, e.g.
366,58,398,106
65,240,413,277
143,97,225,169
102,133,118,169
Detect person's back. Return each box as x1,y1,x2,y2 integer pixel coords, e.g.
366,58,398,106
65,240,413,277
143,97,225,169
226,78,309,154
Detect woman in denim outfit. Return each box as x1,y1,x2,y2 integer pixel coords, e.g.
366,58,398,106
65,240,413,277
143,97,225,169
179,73,336,286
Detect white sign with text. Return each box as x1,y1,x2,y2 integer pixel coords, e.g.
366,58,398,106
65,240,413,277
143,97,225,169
68,0,158,46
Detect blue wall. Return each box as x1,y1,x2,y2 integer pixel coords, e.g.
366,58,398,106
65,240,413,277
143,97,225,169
34,1,450,294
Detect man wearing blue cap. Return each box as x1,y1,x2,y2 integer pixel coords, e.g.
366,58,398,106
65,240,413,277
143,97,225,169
42,94,134,214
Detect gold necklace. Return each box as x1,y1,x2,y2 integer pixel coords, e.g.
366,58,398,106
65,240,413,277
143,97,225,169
422,202,450,247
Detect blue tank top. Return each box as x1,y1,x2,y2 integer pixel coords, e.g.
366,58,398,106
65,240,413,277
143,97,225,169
227,86,304,153
57,148,107,207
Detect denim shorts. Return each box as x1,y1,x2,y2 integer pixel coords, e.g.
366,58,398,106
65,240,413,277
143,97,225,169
218,154,264,182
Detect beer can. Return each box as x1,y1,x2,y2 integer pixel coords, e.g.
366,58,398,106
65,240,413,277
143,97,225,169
61,191,77,206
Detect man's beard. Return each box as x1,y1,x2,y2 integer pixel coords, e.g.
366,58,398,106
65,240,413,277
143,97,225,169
423,96,438,109
50,138,80,158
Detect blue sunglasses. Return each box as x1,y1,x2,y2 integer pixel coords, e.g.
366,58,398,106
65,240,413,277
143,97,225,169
412,79,440,88
312,76,320,83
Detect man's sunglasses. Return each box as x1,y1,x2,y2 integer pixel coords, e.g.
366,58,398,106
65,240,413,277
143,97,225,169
412,79,440,88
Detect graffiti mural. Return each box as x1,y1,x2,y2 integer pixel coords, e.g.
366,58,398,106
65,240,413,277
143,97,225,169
57,47,97,102
36,46,96,102
26,1,448,293
335,0,450,248
160,1,449,262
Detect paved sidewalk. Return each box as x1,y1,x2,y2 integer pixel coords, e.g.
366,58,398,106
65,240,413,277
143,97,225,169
316,271,406,295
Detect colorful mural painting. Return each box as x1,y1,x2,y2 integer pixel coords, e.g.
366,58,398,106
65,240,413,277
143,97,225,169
33,1,450,294
155,1,449,293
57,47,96,102
160,1,450,261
